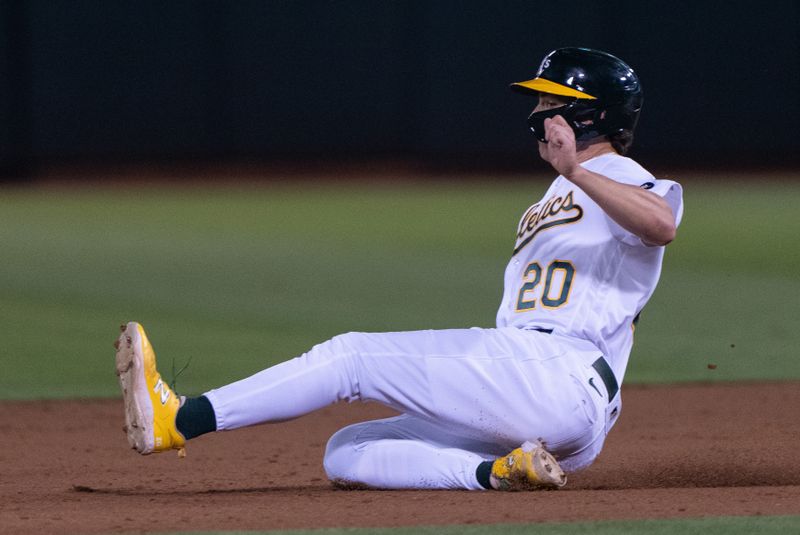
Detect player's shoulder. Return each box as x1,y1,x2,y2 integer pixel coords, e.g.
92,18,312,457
586,153,682,190
585,153,653,186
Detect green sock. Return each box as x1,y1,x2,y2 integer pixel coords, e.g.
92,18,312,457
175,395,216,440
476,460,494,490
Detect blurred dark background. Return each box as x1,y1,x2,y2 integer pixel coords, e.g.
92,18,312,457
1,0,798,181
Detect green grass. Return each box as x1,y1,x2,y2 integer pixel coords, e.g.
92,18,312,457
0,176,798,399
163,515,800,534
632,178,800,382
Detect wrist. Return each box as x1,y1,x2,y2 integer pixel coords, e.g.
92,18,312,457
563,164,588,183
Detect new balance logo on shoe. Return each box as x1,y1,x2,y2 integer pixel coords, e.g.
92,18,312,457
153,379,170,405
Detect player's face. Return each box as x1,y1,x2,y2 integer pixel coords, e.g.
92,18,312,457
533,92,573,158
533,93,572,114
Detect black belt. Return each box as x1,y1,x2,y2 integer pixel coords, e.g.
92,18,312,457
591,356,619,401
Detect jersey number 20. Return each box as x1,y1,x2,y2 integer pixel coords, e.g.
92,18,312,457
516,260,575,311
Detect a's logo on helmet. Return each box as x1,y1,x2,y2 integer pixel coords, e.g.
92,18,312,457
537,57,551,75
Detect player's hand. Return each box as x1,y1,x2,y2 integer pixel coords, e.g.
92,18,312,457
542,115,580,178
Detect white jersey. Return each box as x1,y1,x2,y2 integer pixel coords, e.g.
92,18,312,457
496,152,684,382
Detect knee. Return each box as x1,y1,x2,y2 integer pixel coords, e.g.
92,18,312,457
322,423,362,481
326,331,368,354
308,332,366,366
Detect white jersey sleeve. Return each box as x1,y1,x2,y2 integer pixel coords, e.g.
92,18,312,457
495,153,684,382
593,156,684,247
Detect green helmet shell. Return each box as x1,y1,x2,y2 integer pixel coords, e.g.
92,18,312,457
511,47,644,142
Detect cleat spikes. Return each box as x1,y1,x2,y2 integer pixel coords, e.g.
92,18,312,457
490,441,566,491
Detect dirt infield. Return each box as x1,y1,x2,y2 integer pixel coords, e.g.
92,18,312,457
2,382,799,534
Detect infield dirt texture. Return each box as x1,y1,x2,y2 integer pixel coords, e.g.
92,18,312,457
3,382,800,534
1,177,799,533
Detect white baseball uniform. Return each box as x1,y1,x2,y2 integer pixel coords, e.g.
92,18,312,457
203,152,683,489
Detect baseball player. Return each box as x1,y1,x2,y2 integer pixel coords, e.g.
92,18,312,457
115,47,683,491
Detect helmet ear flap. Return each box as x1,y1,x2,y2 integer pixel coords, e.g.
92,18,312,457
562,101,604,141
526,101,585,143
526,99,637,144
527,106,564,142
527,102,603,143
568,103,599,126
565,101,641,141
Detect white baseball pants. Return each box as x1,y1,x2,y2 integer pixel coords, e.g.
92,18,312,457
203,327,619,489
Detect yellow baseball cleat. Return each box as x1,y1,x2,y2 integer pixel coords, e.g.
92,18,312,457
490,441,566,490
115,322,186,456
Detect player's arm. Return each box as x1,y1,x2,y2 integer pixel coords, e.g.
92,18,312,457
542,116,676,246
565,167,676,246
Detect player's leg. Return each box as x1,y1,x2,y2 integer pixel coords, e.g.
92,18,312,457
201,326,603,454
322,414,504,490
118,320,607,475
323,413,569,490
201,327,498,431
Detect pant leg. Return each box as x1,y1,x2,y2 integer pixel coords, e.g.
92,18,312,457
203,329,431,430
322,404,613,489
323,414,506,490
204,327,605,463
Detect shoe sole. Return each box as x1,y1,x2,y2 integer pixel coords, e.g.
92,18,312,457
522,440,567,488
114,322,155,454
